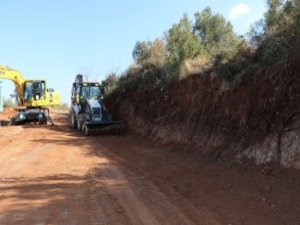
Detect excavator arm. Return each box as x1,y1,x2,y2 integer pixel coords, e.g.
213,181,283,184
0,66,25,104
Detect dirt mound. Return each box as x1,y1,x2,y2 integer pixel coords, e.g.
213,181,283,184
106,58,300,168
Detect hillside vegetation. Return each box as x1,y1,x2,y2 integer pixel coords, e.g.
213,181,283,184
102,0,300,95
103,0,300,168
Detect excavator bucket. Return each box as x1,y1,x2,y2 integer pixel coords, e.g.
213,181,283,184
81,121,126,136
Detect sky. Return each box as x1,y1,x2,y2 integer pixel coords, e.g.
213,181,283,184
0,0,267,104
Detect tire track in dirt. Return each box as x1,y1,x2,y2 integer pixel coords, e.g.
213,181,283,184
86,180,132,225
90,137,221,225
0,112,299,225
90,169,161,225
0,143,51,178
0,119,148,225
0,127,47,178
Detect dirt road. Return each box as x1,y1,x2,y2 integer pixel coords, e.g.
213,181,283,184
0,112,299,225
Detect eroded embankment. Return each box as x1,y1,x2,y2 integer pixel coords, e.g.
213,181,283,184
106,57,300,169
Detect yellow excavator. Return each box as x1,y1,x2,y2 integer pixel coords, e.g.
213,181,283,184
0,65,60,125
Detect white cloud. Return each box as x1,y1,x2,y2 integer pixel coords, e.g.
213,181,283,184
229,3,251,20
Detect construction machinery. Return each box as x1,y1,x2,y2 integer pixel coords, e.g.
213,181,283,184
0,66,60,125
0,81,3,112
69,74,124,135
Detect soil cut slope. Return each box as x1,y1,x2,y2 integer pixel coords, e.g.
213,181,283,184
106,57,300,168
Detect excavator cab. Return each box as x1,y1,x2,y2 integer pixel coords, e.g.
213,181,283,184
24,81,45,101
23,80,60,107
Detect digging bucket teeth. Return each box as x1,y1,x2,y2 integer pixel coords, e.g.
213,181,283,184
81,121,126,136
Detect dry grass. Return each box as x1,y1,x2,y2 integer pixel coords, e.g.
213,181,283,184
178,55,212,80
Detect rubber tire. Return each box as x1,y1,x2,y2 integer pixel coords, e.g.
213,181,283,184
77,119,83,132
82,124,89,136
9,117,16,126
70,111,77,129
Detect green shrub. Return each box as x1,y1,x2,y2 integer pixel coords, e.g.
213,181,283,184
259,36,291,65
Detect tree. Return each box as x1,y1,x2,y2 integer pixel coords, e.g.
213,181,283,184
254,0,300,65
132,39,167,66
132,41,149,65
263,0,300,36
101,73,119,94
194,7,241,62
248,19,265,50
264,0,284,34
165,15,204,65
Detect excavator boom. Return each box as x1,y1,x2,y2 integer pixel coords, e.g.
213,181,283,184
0,66,25,104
